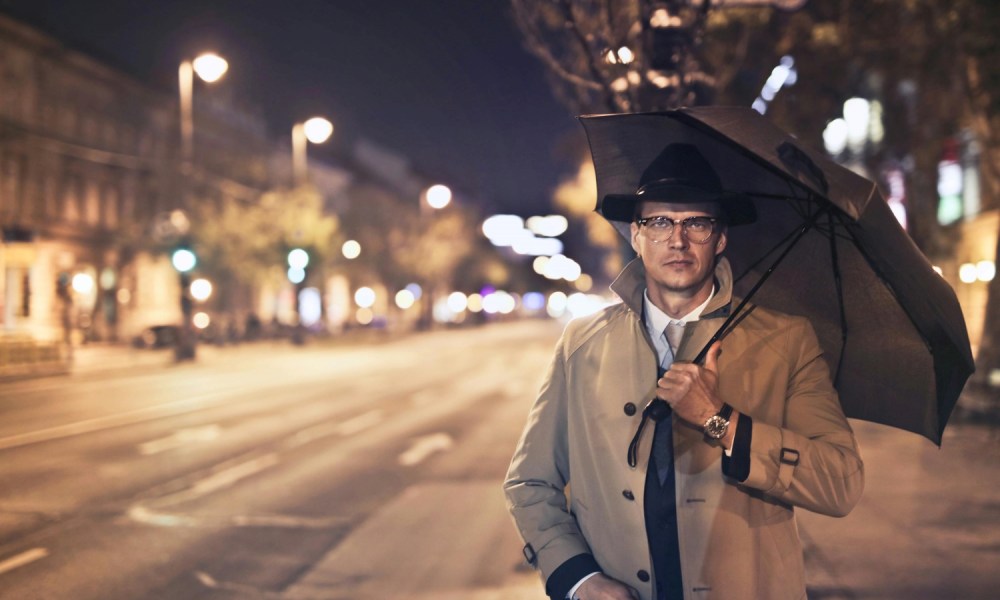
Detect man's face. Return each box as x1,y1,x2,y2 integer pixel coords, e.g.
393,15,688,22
629,201,727,296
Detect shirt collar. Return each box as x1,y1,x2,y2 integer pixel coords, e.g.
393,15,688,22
644,286,715,334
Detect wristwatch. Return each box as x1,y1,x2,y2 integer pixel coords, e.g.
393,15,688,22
703,403,734,440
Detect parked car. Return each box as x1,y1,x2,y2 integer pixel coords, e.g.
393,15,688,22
132,325,180,349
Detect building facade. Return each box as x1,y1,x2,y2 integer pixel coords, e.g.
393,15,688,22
0,14,272,350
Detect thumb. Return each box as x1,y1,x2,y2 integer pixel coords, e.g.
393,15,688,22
704,341,723,374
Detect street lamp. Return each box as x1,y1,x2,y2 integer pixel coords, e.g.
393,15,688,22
292,117,334,185
178,53,229,162
342,240,361,260
424,184,452,210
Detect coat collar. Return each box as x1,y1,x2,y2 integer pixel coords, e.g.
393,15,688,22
611,256,735,319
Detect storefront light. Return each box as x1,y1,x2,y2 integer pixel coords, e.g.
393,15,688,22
958,263,978,284
977,260,996,282
71,273,95,295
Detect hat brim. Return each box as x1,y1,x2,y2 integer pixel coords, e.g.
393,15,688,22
600,185,757,226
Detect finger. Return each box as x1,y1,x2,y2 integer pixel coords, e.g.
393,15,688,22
704,341,723,374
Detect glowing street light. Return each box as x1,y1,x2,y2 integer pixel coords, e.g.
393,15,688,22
303,117,334,144
355,287,376,308
342,240,361,260
424,184,452,210
179,53,228,162
292,116,334,185
190,278,213,302
191,53,228,82
171,248,197,273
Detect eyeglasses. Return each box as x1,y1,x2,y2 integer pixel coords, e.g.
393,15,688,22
635,216,719,244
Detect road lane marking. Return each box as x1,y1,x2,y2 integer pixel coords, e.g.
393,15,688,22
0,548,48,575
333,410,382,435
139,425,222,455
195,571,283,598
399,433,453,466
190,453,280,496
0,389,236,451
128,505,347,530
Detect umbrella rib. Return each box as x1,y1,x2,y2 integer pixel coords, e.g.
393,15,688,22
828,209,849,386
732,181,821,285
694,202,830,365
733,223,805,285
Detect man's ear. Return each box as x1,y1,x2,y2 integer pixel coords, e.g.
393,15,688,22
630,221,641,255
715,228,728,256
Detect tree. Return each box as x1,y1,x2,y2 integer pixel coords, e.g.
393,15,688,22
511,0,727,114
191,184,339,315
711,0,1000,388
509,0,779,276
513,0,1000,389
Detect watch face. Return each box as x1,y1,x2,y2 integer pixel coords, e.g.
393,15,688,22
704,415,729,439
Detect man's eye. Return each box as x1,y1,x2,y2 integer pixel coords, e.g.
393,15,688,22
648,219,671,229
687,219,710,231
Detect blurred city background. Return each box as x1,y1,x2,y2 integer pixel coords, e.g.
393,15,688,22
0,1,997,598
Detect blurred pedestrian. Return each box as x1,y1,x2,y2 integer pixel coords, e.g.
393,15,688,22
504,144,864,600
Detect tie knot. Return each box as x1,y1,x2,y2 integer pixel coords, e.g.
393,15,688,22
664,322,685,354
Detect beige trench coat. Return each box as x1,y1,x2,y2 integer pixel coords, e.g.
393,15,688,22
504,258,864,600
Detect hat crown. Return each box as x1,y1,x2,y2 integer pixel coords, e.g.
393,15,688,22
636,143,723,197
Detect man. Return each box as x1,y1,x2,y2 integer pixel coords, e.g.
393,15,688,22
504,144,864,600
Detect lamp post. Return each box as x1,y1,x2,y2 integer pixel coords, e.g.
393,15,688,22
178,53,228,163
415,184,452,329
292,117,334,185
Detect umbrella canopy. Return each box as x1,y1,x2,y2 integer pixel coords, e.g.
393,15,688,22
580,107,974,445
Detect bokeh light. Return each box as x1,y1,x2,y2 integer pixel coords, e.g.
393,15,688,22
341,240,361,259
192,53,228,82
71,273,94,295
466,293,483,313
356,307,374,325
354,286,376,308
303,117,333,144
190,278,213,301
171,249,197,273
395,289,415,309
426,184,452,209
447,291,468,313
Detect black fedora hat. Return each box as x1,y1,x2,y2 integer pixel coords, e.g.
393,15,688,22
600,143,757,225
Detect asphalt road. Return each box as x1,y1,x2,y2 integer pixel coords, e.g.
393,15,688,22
1,320,998,599
0,322,558,599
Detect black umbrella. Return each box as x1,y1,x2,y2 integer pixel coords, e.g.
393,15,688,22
580,107,974,445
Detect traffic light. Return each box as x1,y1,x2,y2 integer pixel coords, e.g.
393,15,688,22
171,245,198,360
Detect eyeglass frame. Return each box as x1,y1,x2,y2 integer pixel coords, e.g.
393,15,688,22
634,215,721,244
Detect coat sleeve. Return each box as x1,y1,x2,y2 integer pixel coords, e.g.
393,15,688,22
503,326,597,590
740,317,865,517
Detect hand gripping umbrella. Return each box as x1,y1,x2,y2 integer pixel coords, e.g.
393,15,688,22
580,107,974,445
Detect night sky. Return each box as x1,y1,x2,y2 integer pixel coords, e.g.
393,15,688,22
0,0,583,216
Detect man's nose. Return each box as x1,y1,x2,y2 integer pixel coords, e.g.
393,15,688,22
667,226,689,248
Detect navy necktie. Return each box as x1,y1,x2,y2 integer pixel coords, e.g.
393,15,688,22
653,322,684,485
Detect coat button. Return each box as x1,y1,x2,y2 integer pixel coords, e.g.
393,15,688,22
622,489,634,501
624,402,637,416
637,570,650,582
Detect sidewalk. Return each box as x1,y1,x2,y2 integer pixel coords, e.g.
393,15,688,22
4,327,413,382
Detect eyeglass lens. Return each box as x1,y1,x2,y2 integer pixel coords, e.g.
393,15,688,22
641,217,715,243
